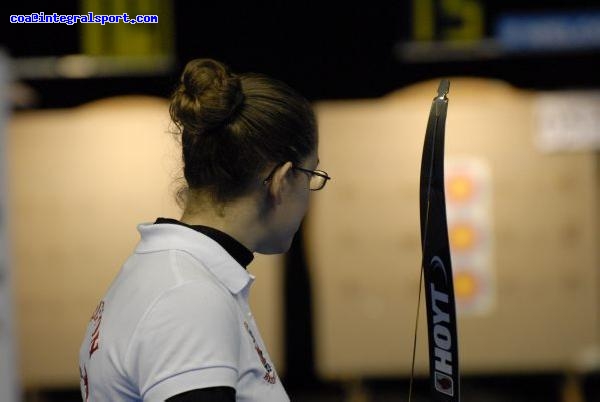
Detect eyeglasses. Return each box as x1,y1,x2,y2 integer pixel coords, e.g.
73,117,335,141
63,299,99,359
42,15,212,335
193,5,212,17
263,164,331,191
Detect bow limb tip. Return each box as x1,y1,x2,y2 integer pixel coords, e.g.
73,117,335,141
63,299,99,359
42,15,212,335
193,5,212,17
437,79,450,98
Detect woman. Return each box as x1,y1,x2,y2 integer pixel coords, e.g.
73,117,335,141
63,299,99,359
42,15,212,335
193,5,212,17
79,59,330,401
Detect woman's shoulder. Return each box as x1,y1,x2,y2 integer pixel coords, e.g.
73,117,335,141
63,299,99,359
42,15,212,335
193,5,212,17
104,247,240,337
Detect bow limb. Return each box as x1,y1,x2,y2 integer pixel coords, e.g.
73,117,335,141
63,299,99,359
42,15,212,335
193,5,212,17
409,80,460,402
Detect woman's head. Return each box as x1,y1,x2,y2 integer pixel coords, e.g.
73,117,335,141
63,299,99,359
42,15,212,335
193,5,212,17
169,59,320,253
170,58,317,206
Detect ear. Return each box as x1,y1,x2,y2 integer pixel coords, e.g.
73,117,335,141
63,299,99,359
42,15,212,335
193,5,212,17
267,161,293,205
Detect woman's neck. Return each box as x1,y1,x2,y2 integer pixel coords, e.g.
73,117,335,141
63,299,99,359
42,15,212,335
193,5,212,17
180,199,262,253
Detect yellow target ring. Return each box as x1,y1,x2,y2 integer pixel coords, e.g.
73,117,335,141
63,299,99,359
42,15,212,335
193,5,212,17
450,224,477,251
447,175,475,203
454,271,478,301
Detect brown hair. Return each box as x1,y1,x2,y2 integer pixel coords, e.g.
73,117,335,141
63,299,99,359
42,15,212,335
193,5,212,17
170,59,317,207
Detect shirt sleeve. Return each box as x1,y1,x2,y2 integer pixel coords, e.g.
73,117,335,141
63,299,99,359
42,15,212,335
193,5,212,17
124,280,241,401
166,387,236,402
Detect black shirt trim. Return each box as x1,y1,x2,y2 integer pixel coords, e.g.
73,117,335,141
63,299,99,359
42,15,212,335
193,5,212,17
166,386,236,402
154,217,254,269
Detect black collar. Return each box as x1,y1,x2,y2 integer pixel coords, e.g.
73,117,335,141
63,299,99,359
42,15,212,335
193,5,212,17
154,217,254,269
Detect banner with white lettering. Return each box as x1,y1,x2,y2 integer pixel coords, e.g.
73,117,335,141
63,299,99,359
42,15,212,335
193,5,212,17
0,50,19,402
534,91,600,152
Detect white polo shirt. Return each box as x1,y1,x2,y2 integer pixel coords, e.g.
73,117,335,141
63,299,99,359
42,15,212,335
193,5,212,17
78,222,289,402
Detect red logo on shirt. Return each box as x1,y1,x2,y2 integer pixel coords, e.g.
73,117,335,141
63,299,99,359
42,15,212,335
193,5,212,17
244,321,277,384
89,301,104,357
79,365,89,401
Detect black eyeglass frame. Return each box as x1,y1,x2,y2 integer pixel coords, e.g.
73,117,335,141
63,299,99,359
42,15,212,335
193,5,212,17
262,164,331,191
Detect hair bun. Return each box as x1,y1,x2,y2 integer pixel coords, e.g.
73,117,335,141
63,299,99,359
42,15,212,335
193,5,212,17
171,59,245,133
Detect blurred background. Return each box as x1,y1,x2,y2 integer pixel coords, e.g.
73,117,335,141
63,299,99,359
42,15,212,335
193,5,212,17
1,1,599,401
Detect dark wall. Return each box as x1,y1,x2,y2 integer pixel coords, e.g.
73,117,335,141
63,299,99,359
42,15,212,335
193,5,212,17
4,1,600,108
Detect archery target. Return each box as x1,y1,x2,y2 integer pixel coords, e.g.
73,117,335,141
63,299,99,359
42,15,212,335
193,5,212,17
446,157,495,316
